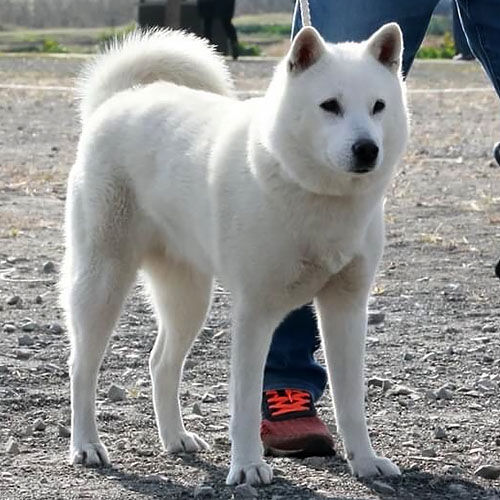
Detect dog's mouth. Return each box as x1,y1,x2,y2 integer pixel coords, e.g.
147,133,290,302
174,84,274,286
349,166,376,175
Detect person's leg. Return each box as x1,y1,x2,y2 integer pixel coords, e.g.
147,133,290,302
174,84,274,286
453,1,474,59
263,305,327,402
217,0,238,59
220,16,239,59
203,15,214,44
261,304,335,457
197,0,214,42
455,0,500,262
455,0,500,96
292,0,438,76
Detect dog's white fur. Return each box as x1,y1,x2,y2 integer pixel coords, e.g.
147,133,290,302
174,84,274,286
63,25,408,485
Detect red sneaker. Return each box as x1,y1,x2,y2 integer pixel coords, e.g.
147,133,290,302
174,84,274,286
260,389,335,457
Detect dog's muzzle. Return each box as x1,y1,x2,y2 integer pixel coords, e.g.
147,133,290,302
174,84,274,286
350,139,379,173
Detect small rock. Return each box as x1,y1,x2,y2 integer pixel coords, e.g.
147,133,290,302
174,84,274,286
233,483,258,499
303,456,325,467
47,322,63,335
477,379,498,391
15,349,31,360
368,310,385,325
21,322,38,332
482,324,498,333
202,392,217,403
184,414,203,421
35,295,43,304
107,384,126,402
194,485,215,498
3,323,16,333
184,359,197,370
57,423,71,438
18,334,34,347
192,402,203,416
7,295,21,306
436,387,453,400
367,377,393,391
6,437,20,454
421,352,436,362
372,480,395,495
387,384,413,396
434,426,447,439
474,464,500,480
403,352,415,361
421,448,437,457
19,425,33,437
33,418,46,431
43,261,56,273
425,390,437,401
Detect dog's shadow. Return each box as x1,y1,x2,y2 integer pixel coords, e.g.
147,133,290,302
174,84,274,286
95,454,495,499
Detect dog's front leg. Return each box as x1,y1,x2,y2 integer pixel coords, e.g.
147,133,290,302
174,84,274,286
226,302,281,486
315,266,400,478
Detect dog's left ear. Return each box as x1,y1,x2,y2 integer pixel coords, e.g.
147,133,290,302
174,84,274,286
365,22,403,74
288,26,326,74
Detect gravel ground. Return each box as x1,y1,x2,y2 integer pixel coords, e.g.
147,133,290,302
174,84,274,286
1,54,500,499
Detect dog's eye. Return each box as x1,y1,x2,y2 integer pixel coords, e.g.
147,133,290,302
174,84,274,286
320,98,342,115
372,100,385,114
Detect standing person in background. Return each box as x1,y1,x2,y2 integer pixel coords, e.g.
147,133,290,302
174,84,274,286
197,0,239,59
260,0,500,458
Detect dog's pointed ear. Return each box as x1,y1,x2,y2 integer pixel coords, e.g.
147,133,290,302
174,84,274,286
288,26,326,74
365,22,403,74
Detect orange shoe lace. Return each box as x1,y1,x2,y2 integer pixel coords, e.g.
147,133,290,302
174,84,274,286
264,389,312,418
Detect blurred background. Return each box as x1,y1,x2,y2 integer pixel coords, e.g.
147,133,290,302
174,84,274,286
0,0,467,59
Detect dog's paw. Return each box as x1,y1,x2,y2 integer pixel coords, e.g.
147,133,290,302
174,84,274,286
165,431,209,454
348,454,400,478
226,461,273,486
70,441,110,467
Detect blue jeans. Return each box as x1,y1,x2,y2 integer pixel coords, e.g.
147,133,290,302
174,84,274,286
263,0,500,401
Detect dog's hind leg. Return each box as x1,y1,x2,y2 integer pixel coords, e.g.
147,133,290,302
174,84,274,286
144,255,212,453
65,252,137,466
63,174,140,467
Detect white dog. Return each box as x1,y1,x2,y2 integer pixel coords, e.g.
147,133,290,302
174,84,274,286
62,24,409,486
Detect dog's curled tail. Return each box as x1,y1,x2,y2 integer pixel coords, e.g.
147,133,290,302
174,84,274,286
77,28,234,123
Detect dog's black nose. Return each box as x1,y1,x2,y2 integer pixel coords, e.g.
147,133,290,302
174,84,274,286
351,139,379,171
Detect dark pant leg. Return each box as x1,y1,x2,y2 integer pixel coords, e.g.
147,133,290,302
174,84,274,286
453,1,474,58
220,16,238,43
263,304,327,402
455,0,500,275
202,16,213,42
456,0,500,95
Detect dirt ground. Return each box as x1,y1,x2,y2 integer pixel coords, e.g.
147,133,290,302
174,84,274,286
1,54,500,499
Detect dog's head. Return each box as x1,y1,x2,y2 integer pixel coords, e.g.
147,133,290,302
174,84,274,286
262,23,409,196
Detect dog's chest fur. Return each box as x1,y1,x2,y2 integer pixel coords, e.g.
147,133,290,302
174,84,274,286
269,203,371,307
